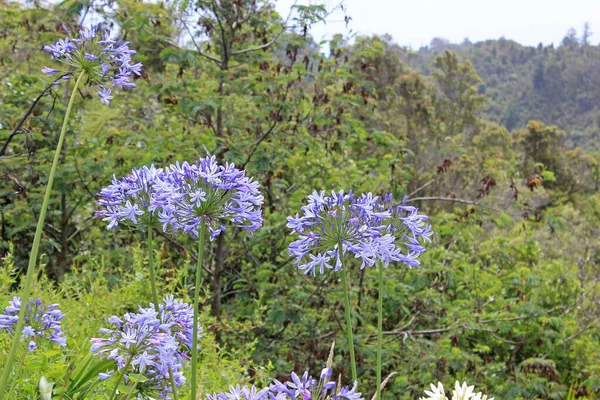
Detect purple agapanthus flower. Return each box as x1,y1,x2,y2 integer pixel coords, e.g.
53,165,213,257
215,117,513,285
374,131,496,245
96,165,164,231
287,191,432,275
0,297,66,352
270,365,363,400
153,156,264,240
207,362,363,400
42,23,141,105
91,296,200,400
97,86,113,106
366,194,433,268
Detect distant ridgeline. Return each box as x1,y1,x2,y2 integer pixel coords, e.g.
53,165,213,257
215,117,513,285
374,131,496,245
398,34,600,151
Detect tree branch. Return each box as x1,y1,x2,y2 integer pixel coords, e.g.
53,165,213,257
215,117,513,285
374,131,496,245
407,179,436,198
182,22,223,64
230,0,296,56
405,196,504,213
0,81,57,157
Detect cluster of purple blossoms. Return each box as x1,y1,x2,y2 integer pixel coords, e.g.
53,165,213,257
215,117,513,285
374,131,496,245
90,296,201,399
42,24,141,105
287,190,432,276
269,368,363,400
152,156,264,240
96,165,164,231
369,194,432,268
207,367,364,400
0,297,66,352
97,157,263,240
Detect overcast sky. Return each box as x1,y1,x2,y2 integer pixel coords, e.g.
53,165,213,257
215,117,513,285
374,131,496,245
275,0,600,48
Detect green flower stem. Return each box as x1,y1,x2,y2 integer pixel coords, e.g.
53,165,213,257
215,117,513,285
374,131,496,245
148,229,177,400
339,241,358,383
109,356,133,400
0,71,85,396
376,261,384,400
6,348,26,398
147,227,160,310
191,219,206,400
123,377,138,400
168,367,179,400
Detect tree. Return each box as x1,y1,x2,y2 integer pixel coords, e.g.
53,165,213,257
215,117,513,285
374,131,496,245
582,22,592,46
532,61,545,90
561,28,579,48
432,50,486,139
430,37,450,52
161,0,373,324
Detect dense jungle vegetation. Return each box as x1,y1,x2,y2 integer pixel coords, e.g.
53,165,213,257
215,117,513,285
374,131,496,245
1,0,600,398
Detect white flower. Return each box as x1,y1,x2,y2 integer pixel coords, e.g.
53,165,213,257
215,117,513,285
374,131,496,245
422,382,448,400
452,381,476,400
422,380,493,400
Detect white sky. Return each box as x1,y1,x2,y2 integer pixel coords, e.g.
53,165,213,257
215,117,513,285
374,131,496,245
275,0,600,48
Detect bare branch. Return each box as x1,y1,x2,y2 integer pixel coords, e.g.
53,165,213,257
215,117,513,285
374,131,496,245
372,298,585,343
407,179,435,198
209,0,230,62
561,318,600,344
182,22,223,64
0,81,58,157
405,196,505,213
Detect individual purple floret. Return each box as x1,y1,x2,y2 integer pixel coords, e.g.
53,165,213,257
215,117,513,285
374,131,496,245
96,165,164,231
0,297,66,352
207,385,270,400
91,297,201,399
287,190,432,276
153,156,264,240
42,23,141,105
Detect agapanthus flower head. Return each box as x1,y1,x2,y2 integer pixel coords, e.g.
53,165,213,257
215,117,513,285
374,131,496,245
0,297,66,352
96,165,164,231
419,381,494,400
287,190,431,276
153,156,264,240
42,23,141,105
359,194,433,268
268,368,362,400
208,343,363,400
91,297,201,400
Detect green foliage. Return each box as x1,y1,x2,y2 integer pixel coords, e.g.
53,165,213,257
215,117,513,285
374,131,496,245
398,35,600,152
1,1,600,399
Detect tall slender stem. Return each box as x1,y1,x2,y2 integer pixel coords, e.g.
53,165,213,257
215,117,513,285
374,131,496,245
6,348,26,398
109,357,133,400
125,379,137,400
339,241,357,383
0,71,85,395
376,261,384,400
191,219,206,400
168,367,179,400
123,376,138,400
147,227,159,309
148,229,177,399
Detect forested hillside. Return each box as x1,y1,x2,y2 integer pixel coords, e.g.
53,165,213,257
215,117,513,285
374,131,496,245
393,30,600,150
1,1,600,399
